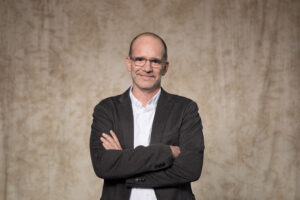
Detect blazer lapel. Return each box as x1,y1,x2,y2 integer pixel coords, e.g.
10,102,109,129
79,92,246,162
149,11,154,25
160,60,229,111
150,88,173,144
117,89,134,149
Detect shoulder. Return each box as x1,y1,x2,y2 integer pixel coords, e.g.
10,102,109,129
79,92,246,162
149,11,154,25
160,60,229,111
162,89,198,108
94,89,130,111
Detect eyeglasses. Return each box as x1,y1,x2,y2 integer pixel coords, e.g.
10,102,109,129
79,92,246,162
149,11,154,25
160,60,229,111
130,56,164,69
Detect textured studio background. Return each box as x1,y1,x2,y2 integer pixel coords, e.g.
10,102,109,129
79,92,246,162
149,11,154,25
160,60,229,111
0,0,299,200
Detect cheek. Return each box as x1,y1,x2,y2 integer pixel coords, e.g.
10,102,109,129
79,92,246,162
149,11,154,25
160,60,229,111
132,68,139,75
131,69,140,78
156,69,164,77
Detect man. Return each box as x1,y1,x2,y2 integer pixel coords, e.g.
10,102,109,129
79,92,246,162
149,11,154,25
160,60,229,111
90,32,204,200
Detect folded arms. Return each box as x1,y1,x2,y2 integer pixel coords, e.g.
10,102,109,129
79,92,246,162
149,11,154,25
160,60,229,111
90,100,204,187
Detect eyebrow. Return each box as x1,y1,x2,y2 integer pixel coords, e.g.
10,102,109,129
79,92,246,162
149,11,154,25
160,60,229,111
134,56,162,60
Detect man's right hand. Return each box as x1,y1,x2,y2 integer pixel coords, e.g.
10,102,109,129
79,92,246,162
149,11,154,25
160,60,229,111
170,145,181,158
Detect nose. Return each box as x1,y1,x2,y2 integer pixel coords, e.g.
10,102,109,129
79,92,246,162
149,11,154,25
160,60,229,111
143,60,152,72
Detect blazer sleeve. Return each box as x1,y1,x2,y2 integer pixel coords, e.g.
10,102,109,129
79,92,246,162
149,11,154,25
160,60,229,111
125,101,204,187
90,99,174,180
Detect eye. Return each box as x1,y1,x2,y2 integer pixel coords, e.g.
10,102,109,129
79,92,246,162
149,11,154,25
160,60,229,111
150,59,161,64
134,57,145,62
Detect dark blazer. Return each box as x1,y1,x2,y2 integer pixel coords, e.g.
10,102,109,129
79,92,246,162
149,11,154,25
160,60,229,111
90,88,204,200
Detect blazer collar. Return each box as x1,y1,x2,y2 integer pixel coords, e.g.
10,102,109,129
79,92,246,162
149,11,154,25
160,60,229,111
117,88,134,148
150,88,173,144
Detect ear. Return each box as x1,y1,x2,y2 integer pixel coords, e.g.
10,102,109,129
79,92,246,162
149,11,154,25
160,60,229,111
126,56,132,72
161,61,169,76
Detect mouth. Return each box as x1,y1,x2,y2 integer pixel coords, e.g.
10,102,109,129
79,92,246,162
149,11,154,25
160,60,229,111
138,74,154,79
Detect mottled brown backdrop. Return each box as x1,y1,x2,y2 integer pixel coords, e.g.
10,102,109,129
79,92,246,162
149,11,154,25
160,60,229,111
0,0,299,200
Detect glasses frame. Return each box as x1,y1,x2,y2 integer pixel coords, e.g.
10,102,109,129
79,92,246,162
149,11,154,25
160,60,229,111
130,56,165,69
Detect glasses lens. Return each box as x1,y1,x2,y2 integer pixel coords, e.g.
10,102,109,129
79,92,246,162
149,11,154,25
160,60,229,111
150,59,162,68
133,57,146,66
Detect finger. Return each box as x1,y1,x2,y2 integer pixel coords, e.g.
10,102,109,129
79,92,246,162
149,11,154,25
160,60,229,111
102,133,119,149
100,137,116,149
100,137,114,149
170,145,180,158
100,137,109,149
110,130,122,149
102,141,111,150
102,133,116,145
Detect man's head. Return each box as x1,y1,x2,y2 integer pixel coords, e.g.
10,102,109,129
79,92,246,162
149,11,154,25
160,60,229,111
128,32,168,63
126,32,169,93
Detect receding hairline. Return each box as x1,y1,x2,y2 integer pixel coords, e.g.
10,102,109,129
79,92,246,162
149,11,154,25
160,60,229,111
128,32,168,61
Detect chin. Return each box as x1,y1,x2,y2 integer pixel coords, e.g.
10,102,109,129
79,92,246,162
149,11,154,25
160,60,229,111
139,85,155,91
138,83,160,91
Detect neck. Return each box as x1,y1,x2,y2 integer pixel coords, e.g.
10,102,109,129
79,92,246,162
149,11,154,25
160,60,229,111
131,85,161,107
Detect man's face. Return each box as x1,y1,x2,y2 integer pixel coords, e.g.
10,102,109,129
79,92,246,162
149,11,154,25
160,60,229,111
126,35,169,92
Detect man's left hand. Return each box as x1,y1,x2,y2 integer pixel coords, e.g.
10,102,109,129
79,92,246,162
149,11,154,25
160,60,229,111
100,130,122,150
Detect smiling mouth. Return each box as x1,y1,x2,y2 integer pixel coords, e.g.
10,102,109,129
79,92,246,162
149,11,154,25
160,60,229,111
139,74,154,79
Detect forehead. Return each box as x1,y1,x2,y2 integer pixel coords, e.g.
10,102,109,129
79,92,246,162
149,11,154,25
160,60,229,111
131,35,164,58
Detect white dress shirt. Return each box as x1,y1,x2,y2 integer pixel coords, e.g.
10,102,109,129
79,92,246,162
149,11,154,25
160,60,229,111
129,87,161,200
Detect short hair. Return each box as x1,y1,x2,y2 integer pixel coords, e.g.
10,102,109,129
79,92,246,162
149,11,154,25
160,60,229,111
128,32,168,62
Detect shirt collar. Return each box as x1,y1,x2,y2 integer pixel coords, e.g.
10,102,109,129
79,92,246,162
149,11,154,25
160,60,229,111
129,87,161,109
